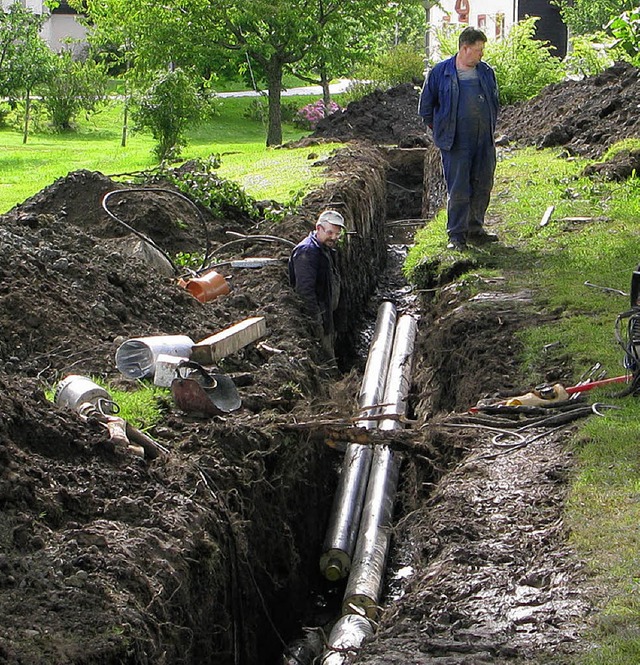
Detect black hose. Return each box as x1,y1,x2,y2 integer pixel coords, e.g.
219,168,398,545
101,187,213,276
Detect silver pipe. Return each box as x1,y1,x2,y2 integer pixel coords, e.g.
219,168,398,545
355,301,397,429
320,615,374,665
342,315,417,619
320,302,397,581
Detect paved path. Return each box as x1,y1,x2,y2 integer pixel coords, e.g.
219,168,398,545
218,79,351,98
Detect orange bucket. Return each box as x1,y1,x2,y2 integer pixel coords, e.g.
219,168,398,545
181,270,230,303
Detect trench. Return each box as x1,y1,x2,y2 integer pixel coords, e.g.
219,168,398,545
251,146,443,665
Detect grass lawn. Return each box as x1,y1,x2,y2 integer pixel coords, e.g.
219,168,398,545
0,95,343,213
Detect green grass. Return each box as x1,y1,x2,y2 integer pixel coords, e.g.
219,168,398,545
0,95,342,213
407,144,640,661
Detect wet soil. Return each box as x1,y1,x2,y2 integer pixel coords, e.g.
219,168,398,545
2,61,640,664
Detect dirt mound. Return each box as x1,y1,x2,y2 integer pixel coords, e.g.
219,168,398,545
311,83,428,147
498,61,640,158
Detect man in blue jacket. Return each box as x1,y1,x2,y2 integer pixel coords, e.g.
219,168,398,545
289,209,344,355
419,26,500,251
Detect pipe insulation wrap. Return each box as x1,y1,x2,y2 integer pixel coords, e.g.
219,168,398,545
355,301,397,429
320,302,398,581
320,614,374,665
342,314,418,618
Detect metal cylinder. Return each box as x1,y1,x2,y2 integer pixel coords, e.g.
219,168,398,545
342,315,417,619
355,301,397,429
54,375,115,414
320,302,397,581
320,614,374,665
379,315,418,432
115,334,194,380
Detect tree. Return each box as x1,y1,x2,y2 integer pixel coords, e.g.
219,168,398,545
556,0,636,35
0,3,45,95
0,3,54,142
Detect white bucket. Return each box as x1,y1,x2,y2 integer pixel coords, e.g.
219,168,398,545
115,335,194,380
153,353,189,388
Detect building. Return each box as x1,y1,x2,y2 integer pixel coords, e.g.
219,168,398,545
425,0,567,59
2,0,86,54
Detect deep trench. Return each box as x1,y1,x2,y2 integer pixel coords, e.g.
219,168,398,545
257,147,437,665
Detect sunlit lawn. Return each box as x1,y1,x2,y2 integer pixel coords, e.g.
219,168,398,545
0,94,342,213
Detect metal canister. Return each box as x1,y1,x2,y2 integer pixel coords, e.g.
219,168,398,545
54,375,115,414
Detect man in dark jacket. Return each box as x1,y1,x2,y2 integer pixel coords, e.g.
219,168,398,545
289,210,344,355
419,26,500,251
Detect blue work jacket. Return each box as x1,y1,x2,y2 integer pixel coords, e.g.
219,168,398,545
288,231,340,334
418,55,499,151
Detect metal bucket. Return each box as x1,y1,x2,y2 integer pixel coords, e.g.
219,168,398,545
115,335,194,380
54,375,115,414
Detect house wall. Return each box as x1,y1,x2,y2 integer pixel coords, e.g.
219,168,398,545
2,0,86,53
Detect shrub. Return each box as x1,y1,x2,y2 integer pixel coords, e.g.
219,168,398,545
41,51,108,130
565,32,625,79
294,100,342,129
132,68,217,162
485,17,565,105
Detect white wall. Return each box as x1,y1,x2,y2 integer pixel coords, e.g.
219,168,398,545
2,0,87,53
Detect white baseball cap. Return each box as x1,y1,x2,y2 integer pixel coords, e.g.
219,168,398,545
317,210,345,228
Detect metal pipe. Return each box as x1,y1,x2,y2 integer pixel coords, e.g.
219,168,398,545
320,302,397,581
342,315,418,619
320,615,374,665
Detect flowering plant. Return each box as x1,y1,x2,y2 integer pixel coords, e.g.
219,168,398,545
294,99,342,129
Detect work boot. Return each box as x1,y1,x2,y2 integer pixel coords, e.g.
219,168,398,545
446,238,467,251
467,229,499,245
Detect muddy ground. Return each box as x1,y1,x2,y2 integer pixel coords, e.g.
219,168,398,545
1,62,639,664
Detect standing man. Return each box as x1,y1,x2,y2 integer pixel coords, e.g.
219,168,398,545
289,210,344,356
419,26,500,251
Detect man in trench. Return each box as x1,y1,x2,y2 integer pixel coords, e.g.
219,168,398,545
288,210,344,357
419,26,500,251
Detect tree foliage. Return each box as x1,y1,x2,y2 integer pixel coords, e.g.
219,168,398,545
556,0,636,35
0,2,48,99
41,51,109,130
132,67,217,162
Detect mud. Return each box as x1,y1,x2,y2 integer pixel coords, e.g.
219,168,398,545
2,62,640,664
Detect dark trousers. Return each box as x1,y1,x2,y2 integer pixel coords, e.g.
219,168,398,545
441,127,496,242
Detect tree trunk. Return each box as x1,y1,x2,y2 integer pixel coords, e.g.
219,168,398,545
320,67,331,113
121,95,128,148
266,59,283,147
22,90,30,144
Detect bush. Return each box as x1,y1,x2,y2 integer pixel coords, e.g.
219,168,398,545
485,17,565,105
293,100,342,129
132,68,217,162
356,43,425,89
565,32,625,79
41,51,108,130
243,97,299,124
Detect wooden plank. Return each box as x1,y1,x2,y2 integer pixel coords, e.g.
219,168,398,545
539,205,555,227
191,316,268,364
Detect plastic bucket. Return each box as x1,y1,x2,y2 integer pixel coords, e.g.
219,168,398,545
182,270,230,303
54,375,115,414
115,335,194,380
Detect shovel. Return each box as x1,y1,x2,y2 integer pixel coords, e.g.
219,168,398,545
171,360,241,418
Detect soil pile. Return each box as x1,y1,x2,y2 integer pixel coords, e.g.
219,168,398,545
311,83,427,148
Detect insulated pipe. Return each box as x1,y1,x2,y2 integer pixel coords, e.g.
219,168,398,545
320,302,397,581
320,614,374,665
342,315,418,619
